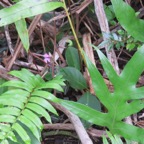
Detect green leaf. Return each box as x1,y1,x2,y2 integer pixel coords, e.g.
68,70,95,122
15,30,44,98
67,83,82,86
36,75,65,92
1,89,29,98
2,81,33,92
15,19,29,52
92,44,120,88
126,43,136,50
114,135,123,144
111,122,144,143
9,69,38,87
0,0,64,26
127,87,144,99
37,82,63,92
12,0,21,2
59,45,144,143
22,109,43,130
60,100,108,127
78,92,101,111
32,90,60,102
29,97,58,116
26,103,51,123
117,100,144,119
0,134,5,140
0,98,24,108
18,116,40,140
0,107,20,116
0,79,8,95
1,140,9,144
65,47,81,70
103,136,109,144
0,115,16,123
12,123,31,144
0,68,62,143
111,0,144,42
104,5,115,21
59,67,87,90
10,70,44,88
83,51,111,108
0,95,26,103
17,123,41,144
103,131,123,144
107,131,118,144
0,90,29,108
78,92,101,128
120,45,144,86
0,123,11,132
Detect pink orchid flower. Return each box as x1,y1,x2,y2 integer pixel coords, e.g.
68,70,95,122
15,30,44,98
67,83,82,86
43,53,51,63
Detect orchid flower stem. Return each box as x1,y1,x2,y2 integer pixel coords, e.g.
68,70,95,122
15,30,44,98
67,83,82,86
62,0,85,61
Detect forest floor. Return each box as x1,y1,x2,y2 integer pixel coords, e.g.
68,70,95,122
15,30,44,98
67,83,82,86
0,0,144,144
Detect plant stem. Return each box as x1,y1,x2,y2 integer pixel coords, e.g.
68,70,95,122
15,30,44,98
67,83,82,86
62,0,85,61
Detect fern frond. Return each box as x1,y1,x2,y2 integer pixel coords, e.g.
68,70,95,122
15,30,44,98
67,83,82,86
0,69,64,144
59,45,144,143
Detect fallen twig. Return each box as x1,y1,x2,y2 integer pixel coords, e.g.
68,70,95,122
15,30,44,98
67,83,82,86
51,102,93,144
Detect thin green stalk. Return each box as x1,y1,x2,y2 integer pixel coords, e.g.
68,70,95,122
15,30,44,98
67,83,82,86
62,0,85,61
